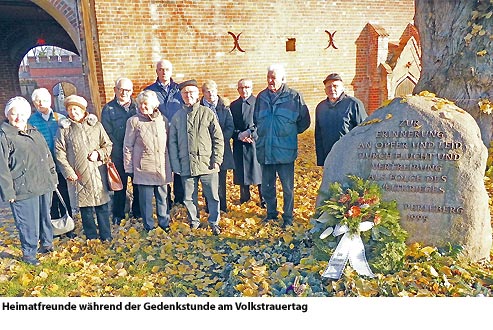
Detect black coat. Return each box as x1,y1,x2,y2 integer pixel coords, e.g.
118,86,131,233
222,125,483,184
230,95,262,185
101,97,138,165
200,96,235,170
0,122,58,202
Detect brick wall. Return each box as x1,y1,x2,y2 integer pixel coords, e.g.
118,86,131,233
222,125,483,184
0,0,415,119
91,0,415,115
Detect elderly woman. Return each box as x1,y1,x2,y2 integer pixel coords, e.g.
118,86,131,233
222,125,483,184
0,97,58,265
29,88,73,237
55,95,113,241
123,90,172,232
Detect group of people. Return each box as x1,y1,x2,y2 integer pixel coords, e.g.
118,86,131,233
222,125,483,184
0,58,367,266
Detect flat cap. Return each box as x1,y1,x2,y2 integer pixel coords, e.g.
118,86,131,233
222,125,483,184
323,73,343,84
178,79,198,90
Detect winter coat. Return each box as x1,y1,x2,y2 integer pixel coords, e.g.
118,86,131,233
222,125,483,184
253,84,311,165
55,114,113,208
101,97,138,166
144,78,184,121
230,95,262,185
200,96,235,170
123,109,172,186
169,103,224,177
0,122,58,202
315,93,367,166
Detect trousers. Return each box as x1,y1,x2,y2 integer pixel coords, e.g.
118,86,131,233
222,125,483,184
10,192,53,260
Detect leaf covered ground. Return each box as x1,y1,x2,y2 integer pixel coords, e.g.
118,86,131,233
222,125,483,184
1,130,493,297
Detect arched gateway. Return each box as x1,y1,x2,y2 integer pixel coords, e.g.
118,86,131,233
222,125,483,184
0,0,98,116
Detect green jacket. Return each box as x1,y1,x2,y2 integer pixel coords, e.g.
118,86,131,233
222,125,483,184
169,103,224,177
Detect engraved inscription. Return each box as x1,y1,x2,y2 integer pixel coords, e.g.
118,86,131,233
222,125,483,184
363,118,463,222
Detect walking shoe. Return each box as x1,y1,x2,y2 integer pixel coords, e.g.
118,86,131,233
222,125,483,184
112,216,122,225
38,246,54,254
191,222,201,230
282,218,293,229
211,225,221,236
262,215,278,223
158,223,171,233
22,257,40,266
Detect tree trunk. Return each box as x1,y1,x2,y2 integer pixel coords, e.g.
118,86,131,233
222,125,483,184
414,0,493,144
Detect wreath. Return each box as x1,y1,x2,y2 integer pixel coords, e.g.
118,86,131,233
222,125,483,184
311,175,408,276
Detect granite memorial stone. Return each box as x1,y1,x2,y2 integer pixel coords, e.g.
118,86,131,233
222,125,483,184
317,94,492,261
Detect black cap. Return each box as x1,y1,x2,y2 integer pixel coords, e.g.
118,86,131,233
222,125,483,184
323,73,342,84
178,79,198,90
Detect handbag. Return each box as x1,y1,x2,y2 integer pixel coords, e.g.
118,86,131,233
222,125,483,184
107,160,124,191
51,189,75,236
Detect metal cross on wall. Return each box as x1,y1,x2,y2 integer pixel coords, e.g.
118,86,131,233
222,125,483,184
325,30,338,50
228,32,246,53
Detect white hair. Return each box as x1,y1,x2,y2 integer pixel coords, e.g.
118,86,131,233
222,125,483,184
5,96,32,117
267,63,287,82
136,90,160,109
31,88,51,102
115,77,133,88
156,59,173,70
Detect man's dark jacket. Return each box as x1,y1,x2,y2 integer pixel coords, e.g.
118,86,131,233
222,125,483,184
101,97,138,165
314,93,367,166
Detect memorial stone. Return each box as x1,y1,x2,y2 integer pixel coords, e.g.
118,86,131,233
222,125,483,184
317,94,492,261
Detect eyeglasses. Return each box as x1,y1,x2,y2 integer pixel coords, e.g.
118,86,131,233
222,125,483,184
239,86,252,89
118,88,132,93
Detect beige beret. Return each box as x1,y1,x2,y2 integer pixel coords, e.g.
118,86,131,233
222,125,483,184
64,95,88,111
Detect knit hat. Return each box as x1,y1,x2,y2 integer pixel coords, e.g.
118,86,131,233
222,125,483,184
4,96,31,118
64,95,88,111
178,79,198,90
323,73,343,84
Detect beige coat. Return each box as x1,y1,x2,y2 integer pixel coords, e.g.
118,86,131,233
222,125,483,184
123,110,172,186
55,114,113,207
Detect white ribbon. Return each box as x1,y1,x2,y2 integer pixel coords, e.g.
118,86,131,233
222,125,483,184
321,222,375,279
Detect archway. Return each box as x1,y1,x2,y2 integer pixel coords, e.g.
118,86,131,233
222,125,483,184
395,76,417,98
0,0,97,118
19,45,84,110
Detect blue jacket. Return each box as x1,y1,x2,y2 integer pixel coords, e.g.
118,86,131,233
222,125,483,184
27,110,65,156
101,97,138,164
253,84,311,165
144,78,184,121
314,93,367,166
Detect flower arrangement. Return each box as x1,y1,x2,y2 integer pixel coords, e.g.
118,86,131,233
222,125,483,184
311,175,408,275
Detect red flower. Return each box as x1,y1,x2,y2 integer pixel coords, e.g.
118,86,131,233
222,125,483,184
374,214,382,225
338,194,351,203
347,205,361,218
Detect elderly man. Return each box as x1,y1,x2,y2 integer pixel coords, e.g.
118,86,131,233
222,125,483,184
315,73,367,166
253,64,311,228
145,59,184,206
29,88,73,237
200,79,234,213
101,77,140,224
169,79,224,235
230,78,263,207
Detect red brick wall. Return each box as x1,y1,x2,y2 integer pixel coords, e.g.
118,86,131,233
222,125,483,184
92,0,415,114
0,0,415,118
